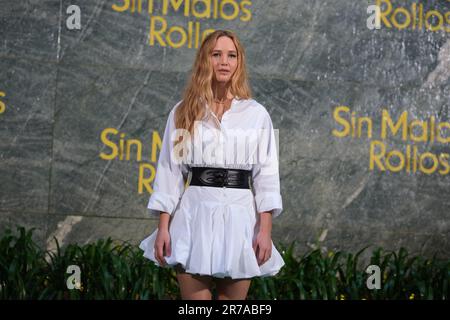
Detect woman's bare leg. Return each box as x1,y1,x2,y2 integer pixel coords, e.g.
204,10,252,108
176,265,213,300
215,277,251,300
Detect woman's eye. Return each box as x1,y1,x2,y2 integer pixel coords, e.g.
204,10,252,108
229,54,237,58
213,53,220,57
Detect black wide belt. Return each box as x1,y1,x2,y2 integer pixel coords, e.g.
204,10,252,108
189,167,252,189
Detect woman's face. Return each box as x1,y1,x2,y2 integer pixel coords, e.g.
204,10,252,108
210,36,238,84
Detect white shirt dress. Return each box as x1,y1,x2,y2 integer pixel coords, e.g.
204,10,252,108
139,97,285,279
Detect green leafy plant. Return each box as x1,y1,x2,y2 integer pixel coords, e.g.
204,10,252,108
0,226,448,300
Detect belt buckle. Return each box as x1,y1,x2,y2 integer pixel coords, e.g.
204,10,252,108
213,168,227,188
221,169,228,188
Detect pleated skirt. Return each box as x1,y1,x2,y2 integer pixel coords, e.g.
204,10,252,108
139,185,285,279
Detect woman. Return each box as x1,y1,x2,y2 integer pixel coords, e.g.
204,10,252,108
139,30,284,300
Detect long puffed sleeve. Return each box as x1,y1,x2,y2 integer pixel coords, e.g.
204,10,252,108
251,110,283,218
147,103,186,217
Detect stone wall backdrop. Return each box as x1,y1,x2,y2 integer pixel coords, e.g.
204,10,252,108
1,0,449,258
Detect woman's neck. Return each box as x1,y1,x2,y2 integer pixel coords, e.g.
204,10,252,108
212,82,232,101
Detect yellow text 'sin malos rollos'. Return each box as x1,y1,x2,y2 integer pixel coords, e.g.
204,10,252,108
99,127,163,194
332,106,450,176
374,0,450,32
111,0,253,49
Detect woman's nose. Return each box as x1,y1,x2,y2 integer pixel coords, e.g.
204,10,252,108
220,55,228,65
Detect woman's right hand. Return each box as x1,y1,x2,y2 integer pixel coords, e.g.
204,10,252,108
154,227,171,267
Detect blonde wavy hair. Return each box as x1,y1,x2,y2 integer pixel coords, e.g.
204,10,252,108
174,30,252,135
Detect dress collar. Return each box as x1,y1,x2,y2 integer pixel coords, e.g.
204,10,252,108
202,96,239,121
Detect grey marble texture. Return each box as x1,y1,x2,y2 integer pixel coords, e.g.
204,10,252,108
0,0,449,259
53,0,449,85
45,215,158,251
0,57,55,213
0,0,60,62
50,63,188,217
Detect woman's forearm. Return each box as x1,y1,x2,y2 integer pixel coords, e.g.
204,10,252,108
259,211,273,234
158,212,170,230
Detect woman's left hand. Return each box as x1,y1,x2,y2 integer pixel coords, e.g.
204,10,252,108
253,230,272,266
